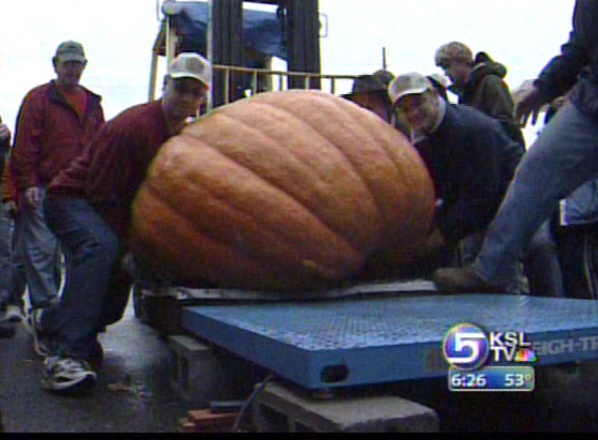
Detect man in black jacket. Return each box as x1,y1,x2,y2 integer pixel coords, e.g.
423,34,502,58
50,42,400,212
434,0,598,293
389,72,523,254
388,72,564,296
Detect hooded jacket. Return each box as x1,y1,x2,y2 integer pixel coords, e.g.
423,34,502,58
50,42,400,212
450,52,525,147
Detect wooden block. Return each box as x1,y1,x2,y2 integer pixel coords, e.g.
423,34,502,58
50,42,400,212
188,409,239,431
178,417,196,433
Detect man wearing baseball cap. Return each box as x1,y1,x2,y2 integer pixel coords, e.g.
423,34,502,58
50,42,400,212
435,42,524,148
388,72,564,297
10,41,104,350
31,53,211,394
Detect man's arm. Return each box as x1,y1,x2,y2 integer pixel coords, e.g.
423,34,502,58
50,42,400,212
11,93,45,190
517,0,593,125
11,92,46,206
534,1,590,104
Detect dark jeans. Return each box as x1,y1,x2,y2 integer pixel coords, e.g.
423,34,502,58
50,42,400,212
556,223,598,299
43,196,131,361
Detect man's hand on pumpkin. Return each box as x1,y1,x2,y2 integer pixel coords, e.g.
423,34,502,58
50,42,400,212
416,228,446,259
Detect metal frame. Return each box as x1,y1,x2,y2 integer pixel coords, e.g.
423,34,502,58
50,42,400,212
149,0,335,107
182,294,598,390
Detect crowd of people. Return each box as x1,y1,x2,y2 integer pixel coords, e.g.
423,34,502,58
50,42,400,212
0,44,212,393
0,0,596,398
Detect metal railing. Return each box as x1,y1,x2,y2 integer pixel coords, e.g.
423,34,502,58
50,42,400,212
210,63,358,109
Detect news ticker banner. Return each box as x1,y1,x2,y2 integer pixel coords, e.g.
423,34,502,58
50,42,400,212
443,322,537,393
448,365,535,392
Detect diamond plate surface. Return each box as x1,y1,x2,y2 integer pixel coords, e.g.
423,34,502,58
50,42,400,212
182,294,598,388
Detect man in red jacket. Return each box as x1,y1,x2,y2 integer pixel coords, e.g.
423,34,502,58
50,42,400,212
10,41,105,346
32,53,211,394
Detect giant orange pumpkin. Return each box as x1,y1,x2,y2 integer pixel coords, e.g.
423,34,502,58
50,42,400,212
130,90,435,292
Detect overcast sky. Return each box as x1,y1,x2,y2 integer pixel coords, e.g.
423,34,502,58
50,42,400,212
0,0,576,143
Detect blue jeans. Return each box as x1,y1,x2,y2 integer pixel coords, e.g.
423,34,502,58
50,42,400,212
475,102,598,285
0,195,11,304
17,187,60,308
42,196,123,360
7,219,27,310
0,198,27,308
521,221,565,297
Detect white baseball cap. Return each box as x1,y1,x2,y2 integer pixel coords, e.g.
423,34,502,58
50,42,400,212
388,72,433,108
168,53,212,89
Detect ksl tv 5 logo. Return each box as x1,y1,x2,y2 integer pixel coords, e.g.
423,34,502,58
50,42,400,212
442,323,537,370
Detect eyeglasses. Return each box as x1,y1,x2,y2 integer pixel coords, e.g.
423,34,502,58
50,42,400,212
173,80,207,99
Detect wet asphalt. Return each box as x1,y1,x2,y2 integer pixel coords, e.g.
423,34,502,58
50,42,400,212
0,304,188,433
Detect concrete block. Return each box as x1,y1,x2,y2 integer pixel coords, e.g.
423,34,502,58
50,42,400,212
168,335,213,389
252,382,439,433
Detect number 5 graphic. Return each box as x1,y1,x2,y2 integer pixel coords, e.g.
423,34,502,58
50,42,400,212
445,331,486,364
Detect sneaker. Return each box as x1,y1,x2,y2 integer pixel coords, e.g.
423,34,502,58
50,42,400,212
0,320,16,339
41,356,98,393
432,267,507,294
5,305,24,324
0,306,16,338
24,309,51,357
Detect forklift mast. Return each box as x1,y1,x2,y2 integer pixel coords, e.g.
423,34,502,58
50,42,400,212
154,0,322,108
211,0,321,106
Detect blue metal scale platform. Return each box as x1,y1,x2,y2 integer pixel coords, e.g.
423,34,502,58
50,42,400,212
182,293,598,389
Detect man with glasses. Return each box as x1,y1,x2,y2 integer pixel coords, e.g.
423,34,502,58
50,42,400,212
30,53,212,394
389,72,564,297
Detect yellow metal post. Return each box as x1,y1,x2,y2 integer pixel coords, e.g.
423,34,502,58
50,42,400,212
149,49,159,101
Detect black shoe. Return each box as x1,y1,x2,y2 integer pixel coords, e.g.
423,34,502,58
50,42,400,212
88,340,104,372
0,322,16,339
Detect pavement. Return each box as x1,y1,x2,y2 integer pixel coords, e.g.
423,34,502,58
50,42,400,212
0,304,188,433
2,298,598,432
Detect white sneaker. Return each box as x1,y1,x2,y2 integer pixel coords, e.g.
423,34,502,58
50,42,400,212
41,356,98,392
5,305,23,323
0,307,16,338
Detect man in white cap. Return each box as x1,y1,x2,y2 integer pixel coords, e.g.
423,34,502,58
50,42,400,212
388,72,564,297
29,53,211,394
10,41,105,337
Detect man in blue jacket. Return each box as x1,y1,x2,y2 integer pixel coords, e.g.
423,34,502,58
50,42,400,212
388,72,564,296
434,0,598,293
